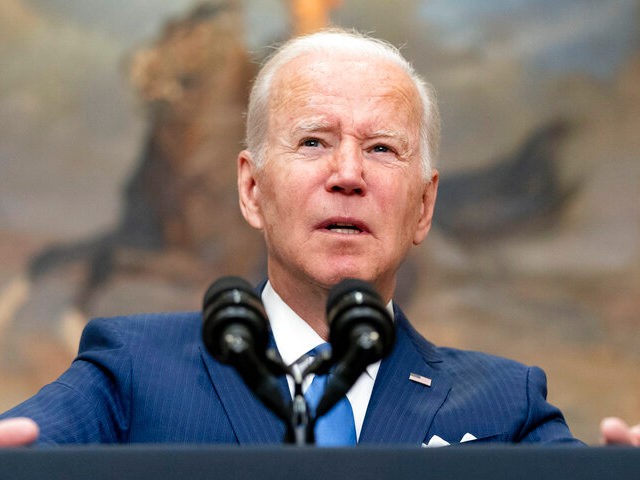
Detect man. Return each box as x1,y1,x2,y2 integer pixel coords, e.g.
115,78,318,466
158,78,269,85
0,29,638,447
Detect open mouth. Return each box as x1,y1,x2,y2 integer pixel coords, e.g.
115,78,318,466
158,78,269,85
319,219,369,235
326,223,362,234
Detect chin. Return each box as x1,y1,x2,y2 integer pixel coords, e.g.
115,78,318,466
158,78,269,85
315,267,376,288
303,253,387,287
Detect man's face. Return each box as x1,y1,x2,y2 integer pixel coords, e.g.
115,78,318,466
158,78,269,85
239,53,438,300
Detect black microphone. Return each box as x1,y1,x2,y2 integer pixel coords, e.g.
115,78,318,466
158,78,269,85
202,276,289,421
202,276,268,363
316,278,395,418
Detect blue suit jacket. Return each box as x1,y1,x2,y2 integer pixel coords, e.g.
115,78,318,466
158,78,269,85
1,307,581,445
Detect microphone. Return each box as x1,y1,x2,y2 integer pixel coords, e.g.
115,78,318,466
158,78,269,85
202,276,269,363
202,276,289,421
316,278,395,418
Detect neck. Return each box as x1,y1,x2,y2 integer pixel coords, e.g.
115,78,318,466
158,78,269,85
267,272,397,342
267,275,333,341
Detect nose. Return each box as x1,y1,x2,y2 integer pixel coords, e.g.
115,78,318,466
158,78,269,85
325,142,367,196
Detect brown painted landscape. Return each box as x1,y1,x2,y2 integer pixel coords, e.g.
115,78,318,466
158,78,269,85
1,0,638,444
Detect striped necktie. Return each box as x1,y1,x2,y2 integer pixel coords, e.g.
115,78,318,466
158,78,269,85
303,344,357,446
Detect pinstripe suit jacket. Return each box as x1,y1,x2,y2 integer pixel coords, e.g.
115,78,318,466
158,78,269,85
1,307,581,445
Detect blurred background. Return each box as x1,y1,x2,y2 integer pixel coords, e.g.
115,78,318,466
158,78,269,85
0,0,638,443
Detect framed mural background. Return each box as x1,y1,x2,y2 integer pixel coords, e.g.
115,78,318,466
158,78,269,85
1,0,638,443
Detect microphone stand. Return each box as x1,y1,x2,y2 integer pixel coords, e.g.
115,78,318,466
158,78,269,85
278,348,333,446
216,333,378,446
288,362,310,445
220,341,337,446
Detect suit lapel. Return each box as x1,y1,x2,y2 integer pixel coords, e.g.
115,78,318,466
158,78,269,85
359,308,451,445
200,282,289,444
199,346,289,444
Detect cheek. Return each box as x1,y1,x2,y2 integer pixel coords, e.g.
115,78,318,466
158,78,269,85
257,177,302,232
381,185,423,238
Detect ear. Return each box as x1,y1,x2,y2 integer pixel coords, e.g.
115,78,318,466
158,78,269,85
413,169,439,245
237,150,264,230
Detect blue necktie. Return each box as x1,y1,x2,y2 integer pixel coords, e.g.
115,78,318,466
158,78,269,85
303,345,357,446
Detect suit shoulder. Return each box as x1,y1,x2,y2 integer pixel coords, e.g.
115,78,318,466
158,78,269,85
436,345,531,372
434,345,544,395
87,311,200,329
394,307,532,373
394,309,532,375
395,309,535,385
80,311,201,350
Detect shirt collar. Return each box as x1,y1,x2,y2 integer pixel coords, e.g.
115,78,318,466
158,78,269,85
262,280,391,380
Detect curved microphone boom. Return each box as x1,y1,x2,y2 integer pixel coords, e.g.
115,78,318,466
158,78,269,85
202,276,289,421
316,278,395,418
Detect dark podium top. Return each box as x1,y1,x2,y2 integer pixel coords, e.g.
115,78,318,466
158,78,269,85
1,446,638,480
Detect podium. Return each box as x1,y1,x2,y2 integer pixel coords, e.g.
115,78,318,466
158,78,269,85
1,446,638,479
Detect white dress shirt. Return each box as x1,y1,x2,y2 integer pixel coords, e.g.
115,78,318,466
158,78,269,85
262,281,389,440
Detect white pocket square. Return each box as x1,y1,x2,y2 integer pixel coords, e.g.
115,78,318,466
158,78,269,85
422,433,477,448
460,433,477,442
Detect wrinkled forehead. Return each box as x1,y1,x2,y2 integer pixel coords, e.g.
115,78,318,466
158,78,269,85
269,52,423,124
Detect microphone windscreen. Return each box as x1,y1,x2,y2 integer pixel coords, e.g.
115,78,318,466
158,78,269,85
203,276,256,310
326,278,394,361
326,278,381,316
201,276,268,363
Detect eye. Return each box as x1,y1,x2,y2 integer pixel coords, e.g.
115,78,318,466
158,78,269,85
372,144,390,153
301,138,321,148
370,143,398,155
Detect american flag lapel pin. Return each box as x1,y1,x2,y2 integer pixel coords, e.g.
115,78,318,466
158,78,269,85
409,372,432,387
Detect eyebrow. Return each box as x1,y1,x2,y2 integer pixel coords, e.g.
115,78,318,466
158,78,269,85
368,129,411,152
291,117,333,135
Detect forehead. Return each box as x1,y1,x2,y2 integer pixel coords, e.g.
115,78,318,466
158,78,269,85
269,52,422,129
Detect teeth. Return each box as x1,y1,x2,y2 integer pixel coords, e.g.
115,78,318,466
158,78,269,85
327,223,361,234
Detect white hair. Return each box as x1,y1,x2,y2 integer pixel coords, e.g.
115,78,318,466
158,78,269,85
245,29,440,177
